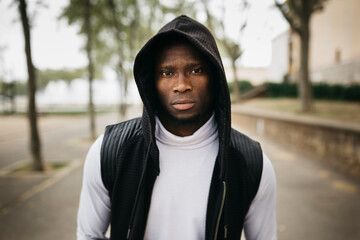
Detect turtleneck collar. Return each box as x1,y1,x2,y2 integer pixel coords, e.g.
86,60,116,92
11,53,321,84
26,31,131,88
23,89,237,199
155,113,218,150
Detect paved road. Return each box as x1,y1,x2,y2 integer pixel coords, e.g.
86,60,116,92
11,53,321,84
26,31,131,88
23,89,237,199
0,108,141,240
0,112,123,169
0,109,359,240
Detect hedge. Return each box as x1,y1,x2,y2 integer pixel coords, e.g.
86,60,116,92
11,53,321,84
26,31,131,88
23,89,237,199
264,82,297,98
228,80,254,93
263,82,360,101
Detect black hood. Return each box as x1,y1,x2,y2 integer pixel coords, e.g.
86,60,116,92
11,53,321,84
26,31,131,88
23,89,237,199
133,15,231,180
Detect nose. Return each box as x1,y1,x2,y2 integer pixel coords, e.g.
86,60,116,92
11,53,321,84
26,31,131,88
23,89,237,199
173,73,192,93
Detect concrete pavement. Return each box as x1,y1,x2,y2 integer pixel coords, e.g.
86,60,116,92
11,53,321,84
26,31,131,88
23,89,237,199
0,108,359,239
232,124,360,240
0,163,83,240
0,107,141,240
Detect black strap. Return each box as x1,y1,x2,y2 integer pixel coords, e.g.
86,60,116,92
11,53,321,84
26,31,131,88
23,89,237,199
230,128,263,201
100,117,142,196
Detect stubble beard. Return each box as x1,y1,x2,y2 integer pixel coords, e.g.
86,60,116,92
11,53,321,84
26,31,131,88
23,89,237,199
157,105,203,126
168,112,202,125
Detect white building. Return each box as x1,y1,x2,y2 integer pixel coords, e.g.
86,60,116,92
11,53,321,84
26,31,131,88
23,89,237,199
225,66,268,85
268,0,360,84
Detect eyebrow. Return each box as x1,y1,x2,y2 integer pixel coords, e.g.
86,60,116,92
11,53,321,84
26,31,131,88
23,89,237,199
187,62,203,68
157,62,203,69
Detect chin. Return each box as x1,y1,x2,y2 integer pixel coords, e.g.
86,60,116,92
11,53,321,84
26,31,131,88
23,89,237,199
170,112,201,125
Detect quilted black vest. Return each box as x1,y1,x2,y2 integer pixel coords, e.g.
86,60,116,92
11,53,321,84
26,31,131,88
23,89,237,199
101,117,263,240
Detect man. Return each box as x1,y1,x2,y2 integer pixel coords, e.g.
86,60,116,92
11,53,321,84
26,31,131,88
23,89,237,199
77,15,276,240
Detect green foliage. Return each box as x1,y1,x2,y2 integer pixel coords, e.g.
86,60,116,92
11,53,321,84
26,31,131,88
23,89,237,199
3,68,86,95
313,83,342,100
0,80,26,96
312,83,360,101
344,85,360,101
228,80,254,93
15,81,27,95
5,68,90,96
59,0,197,101
36,68,86,90
265,82,297,98
264,82,360,101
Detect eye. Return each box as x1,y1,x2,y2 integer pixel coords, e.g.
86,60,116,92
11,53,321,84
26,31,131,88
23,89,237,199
161,71,172,77
191,68,203,74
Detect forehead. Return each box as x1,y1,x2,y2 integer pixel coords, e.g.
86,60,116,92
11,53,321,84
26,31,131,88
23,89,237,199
155,39,207,66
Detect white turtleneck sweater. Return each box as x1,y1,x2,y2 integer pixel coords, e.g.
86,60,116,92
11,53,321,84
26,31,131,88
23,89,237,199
77,115,277,240
144,115,219,239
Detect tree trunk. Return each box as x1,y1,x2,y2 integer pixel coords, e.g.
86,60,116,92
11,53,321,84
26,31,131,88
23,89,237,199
231,60,240,102
107,0,128,118
84,0,96,140
298,22,312,112
18,0,44,171
10,82,16,114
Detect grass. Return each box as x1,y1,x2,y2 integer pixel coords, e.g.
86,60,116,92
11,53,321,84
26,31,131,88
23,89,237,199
10,161,69,175
236,98,360,125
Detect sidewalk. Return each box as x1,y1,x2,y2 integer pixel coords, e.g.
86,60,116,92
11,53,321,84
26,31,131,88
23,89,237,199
0,163,83,240
0,108,359,239
232,123,360,240
0,107,142,240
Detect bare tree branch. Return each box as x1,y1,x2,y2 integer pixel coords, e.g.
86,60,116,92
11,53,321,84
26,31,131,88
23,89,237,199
290,0,302,19
275,1,302,34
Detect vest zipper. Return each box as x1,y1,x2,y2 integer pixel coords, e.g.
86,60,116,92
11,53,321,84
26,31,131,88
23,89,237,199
214,181,226,240
224,225,228,239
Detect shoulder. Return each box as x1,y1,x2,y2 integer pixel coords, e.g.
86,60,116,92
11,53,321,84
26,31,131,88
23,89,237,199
229,128,262,165
103,117,142,138
259,153,276,193
102,117,143,150
100,117,144,194
228,128,264,200
84,134,104,178
229,128,261,149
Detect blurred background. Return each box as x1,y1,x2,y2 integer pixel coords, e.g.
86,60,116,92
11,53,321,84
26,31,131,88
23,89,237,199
0,0,359,239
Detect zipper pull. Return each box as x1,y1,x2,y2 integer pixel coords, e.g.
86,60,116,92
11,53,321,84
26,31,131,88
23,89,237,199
127,227,131,239
224,225,228,239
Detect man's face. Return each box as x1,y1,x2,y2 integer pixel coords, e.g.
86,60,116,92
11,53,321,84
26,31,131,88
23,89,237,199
154,41,214,132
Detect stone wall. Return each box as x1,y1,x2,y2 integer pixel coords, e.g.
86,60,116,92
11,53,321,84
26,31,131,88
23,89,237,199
232,109,360,179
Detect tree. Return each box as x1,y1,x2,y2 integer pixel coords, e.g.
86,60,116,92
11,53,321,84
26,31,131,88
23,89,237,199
61,0,133,119
61,0,197,120
17,0,44,171
83,0,96,140
201,0,247,102
104,0,140,117
103,0,196,116
276,0,327,112
61,0,98,140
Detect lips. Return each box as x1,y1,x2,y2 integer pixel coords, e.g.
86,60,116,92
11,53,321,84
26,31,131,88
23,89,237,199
172,99,195,111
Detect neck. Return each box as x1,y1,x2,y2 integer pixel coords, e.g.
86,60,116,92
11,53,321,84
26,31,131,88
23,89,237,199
157,111,213,137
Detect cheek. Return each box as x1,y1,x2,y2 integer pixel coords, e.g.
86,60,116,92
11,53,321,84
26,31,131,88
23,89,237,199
198,78,213,100
156,80,170,103
155,79,164,95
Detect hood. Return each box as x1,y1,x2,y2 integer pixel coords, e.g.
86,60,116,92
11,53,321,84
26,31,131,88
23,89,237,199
133,15,231,180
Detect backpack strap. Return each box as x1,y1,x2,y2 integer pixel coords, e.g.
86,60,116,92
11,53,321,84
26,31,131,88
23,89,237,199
100,117,143,197
230,128,263,202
